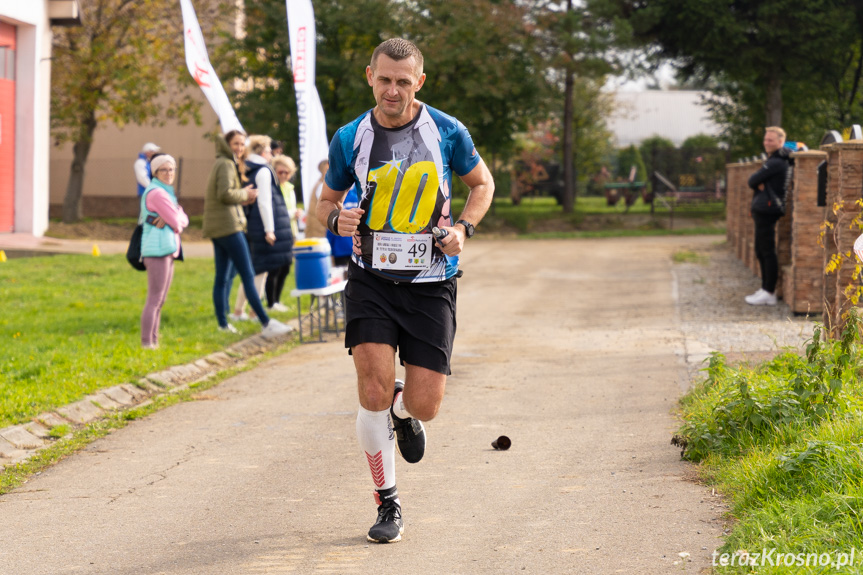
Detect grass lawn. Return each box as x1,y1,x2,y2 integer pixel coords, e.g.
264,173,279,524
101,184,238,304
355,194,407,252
675,318,863,573
46,197,726,241
0,253,299,429
451,195,726,236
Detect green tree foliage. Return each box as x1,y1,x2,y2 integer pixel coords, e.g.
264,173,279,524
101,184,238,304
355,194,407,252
223,0,547,179
619,0,853,127
681,134,726,188
680,134,718,149
614,0,863,157
217,0,296,149
219,0,395,159
231,0,620,207
527,0,626,212
704,70,858,158
401,0,547,164
616,145,647,183
52,0,212,222
570,77,615,187
510,121,560,205
639,136,675,190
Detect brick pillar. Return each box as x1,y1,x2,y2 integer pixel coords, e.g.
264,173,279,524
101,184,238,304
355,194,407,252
725,163,747,261
741,162,755,264
725,163,736,250
822,145,842,328
776,168,793,299
742,160,760,275
786,151,827,313
829,143,863,334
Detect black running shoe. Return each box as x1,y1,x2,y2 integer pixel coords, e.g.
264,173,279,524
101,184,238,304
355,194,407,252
367,487,404,543
390,379,426,463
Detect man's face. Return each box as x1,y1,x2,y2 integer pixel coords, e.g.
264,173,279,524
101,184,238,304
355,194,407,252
763,131,783,154
366,54,426,126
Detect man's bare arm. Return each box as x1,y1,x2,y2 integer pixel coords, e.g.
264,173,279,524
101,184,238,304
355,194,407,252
436,159,495,256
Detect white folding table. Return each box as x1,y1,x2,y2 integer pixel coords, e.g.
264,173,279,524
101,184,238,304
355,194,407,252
290,280,347,343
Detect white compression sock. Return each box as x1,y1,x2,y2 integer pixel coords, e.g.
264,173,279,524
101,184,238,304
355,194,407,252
356,406,396,492
391,389,412,420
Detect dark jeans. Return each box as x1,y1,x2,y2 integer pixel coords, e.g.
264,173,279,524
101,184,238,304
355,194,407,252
264,262,292,307
752,212,781,293
211,232,270,327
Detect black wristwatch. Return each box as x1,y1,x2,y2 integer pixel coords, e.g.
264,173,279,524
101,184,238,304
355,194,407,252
456,219,475,239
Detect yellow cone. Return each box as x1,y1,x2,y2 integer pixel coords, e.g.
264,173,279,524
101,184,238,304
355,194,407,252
0,250,6,262
92,244,101,257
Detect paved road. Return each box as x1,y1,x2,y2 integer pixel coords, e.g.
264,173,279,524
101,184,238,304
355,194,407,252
0,237,725,574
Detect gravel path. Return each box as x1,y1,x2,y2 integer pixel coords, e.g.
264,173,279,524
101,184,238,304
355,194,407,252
673,238,817,380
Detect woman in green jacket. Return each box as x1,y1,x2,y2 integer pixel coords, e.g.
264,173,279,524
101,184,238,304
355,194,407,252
202,131,291,338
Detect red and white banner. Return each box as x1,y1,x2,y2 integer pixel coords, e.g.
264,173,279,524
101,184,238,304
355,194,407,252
286,0,330,209
180,0,243,134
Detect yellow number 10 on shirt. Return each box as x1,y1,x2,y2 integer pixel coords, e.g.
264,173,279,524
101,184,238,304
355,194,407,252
366,160,440,234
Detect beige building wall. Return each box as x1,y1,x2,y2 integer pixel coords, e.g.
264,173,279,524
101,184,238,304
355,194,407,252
49,90,222,218
0,0,63,236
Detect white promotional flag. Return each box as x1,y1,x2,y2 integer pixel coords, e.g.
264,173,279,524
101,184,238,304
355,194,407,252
286,0,330,209
180,0,243,134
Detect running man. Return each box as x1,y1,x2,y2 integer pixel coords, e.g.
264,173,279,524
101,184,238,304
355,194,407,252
317,38,494,543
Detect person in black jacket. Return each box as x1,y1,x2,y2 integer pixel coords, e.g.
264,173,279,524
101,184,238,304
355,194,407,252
231,135,295,322
745,126,792,306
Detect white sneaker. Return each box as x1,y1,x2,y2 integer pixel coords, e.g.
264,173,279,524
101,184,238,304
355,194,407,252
229,312,251,322
219,323,239,334
744,289,764,304
270,302,289,312
745,289,777,306
261,318,293,339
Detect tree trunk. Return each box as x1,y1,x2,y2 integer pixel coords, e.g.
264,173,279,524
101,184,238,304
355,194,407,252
765,72,782,127
561,0,575,214
490,149,496,215
62,113,97,223
562,68,575,214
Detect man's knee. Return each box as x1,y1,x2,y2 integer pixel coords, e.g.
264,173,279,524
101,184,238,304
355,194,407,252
358,378,394,411
402,367,447,421
406,401,441,422
353,343,397,411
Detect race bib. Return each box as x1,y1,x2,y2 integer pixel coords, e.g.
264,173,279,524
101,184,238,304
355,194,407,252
372,232,433,271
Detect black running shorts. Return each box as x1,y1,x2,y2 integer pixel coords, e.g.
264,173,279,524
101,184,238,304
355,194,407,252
344,261,457,375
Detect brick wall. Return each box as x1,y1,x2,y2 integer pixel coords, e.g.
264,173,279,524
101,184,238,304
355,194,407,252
785,151,827,314
725,162,760,266
776,173,793,299
727,144,863,329
828,144,863,334
726,163,747,262
822,145,842,328
725,155,809,305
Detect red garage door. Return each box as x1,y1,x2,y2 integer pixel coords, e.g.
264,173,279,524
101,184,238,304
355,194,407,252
0,22,15,233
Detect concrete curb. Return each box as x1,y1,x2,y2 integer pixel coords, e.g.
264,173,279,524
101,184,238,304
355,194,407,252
0,332,293,469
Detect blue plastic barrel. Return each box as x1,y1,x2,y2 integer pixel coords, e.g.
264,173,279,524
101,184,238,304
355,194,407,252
294,238,332,289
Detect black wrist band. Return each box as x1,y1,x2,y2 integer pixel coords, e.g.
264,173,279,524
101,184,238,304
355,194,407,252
327,208,340,235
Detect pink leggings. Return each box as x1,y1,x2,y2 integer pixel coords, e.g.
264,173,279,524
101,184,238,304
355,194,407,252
141,256,175,347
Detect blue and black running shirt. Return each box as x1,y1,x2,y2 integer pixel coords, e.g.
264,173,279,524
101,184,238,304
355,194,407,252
325,103,481,283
